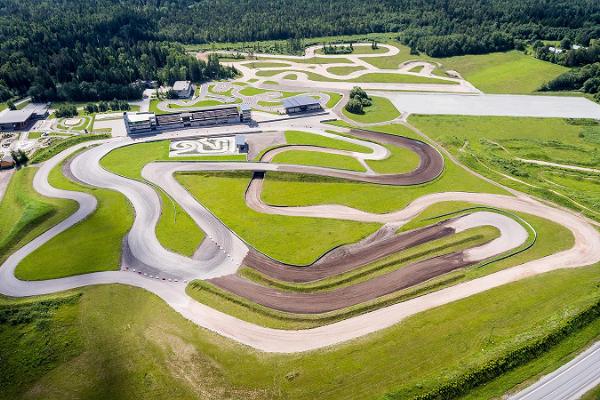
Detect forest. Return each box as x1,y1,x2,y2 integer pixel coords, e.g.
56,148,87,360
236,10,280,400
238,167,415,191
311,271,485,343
1,0,599,101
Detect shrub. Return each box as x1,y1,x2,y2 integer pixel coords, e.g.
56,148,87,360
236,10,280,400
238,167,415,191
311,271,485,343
345,97,364,114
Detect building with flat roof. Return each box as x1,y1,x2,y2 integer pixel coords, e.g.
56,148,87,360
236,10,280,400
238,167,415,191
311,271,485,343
235,135,248,153
124,112,157,134
0,103,49,131
0,152,15,169
283,96,322,114
125,105,245,135
171,81,194,98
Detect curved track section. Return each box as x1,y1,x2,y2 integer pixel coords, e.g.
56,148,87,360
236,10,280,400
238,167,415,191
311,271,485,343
0,126,599,353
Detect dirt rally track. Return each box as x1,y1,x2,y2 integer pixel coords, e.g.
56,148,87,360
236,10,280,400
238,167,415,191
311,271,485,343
0,123,599,352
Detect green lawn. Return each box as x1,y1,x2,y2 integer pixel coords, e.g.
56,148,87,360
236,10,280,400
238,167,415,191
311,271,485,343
238,86,270,96
271,150,365,172
324,91,343,108
167,99,224,108
4,263,600,399
262,124,508,214
409,115,600,222
245,61,291,69
365,143,420,174
285,130,371,153
265,56,353,64
361,44,567,93
176,171,380,265
30,134,110,164
256,68,455,85
326,66,365,75
0,168,77,264
347,72,456,84
436,51,568,93
342,95,400,124
15,158,133,280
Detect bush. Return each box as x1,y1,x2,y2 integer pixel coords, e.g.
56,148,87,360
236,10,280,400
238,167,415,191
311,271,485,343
350,86,369,101
345,97,364,114
54,104,78,118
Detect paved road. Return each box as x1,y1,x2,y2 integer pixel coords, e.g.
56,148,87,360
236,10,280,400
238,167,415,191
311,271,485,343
0,123,598,351
379,92,600,119
0,168,14,201
509,341,600,400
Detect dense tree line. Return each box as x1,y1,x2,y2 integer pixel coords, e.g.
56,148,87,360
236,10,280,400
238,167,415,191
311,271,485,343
540,63,600,101
535,41,600,67
1,0,599,100
0,1,236,102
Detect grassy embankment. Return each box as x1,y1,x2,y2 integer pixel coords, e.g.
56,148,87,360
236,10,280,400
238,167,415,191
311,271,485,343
15,155,133,280
363,44,567,93
410,115,600,222
0,168,77,265
2,263,600,399
341,95,400,124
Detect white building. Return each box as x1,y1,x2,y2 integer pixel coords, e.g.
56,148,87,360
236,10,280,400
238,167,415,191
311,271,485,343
171,81,194,98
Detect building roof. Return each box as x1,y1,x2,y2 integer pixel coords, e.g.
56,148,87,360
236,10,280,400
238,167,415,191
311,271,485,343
283,96,320,109
0,103,48,125
1,152,14,163
125,112,155,123
172,81,192,91
240,103,252,111
235,135,246,145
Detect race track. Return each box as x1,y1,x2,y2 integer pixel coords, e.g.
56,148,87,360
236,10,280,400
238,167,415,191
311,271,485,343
0,121,599,354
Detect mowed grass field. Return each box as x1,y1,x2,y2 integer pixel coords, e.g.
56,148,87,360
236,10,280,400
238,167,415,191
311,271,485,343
410,115,600,222
436,51,568,93
176,171,380,265
0,168,77,264
15,157,133,280
341,95,400,124
271,150,366,172
2,263,600,400
263,124,507,214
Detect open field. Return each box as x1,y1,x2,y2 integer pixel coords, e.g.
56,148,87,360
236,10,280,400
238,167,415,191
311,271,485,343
263,125,507,214
0,168,77,265
3,263,600,399
15,156,133,280
177,171,381,265
409,115,600,222
341,96,400,124
362,44,567,94
285,130,371,153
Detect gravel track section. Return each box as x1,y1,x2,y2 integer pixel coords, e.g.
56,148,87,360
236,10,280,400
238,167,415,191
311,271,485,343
241,222,455,282
210,252,474,314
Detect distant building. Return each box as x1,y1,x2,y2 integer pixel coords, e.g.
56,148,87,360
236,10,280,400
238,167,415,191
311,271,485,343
171,81,194,98
0,103,49,131
235,135,248,153
283,96,322,114
124,112,157,134
0,152,15,169
240,104,252,122
125,105,245,135
548,46,563,54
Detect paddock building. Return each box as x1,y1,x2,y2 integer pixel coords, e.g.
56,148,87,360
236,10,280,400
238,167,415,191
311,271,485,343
0,103,49,131
125,105,252,135
283,96,322,114
172,81,194,98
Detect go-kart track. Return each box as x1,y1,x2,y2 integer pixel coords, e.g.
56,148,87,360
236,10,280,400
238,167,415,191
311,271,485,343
2,43,600,369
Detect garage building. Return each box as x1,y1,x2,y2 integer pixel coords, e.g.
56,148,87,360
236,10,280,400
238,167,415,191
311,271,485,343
283,96,322,114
